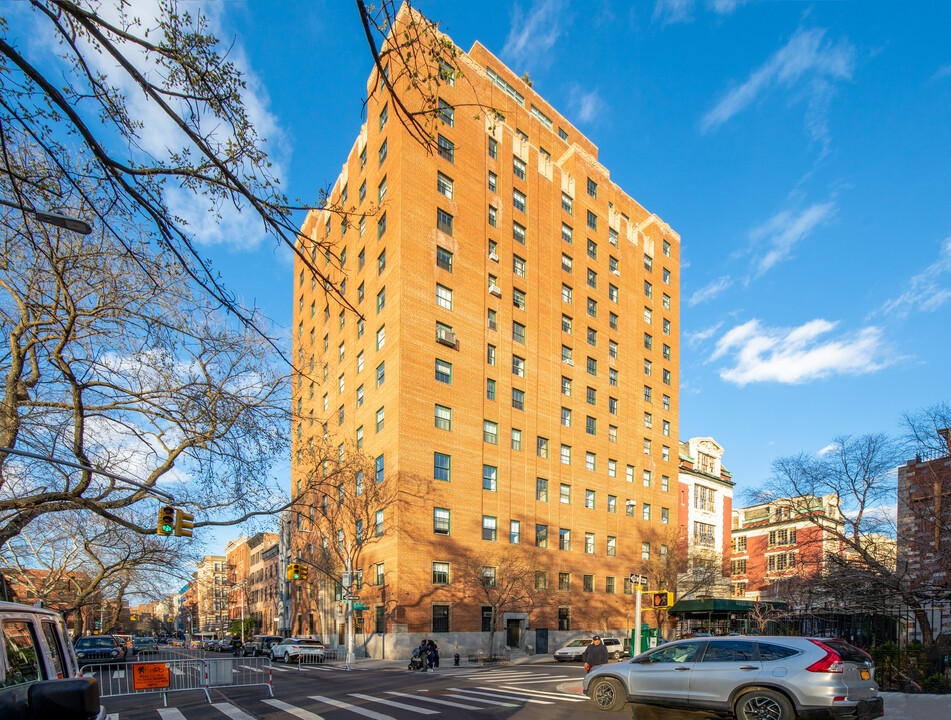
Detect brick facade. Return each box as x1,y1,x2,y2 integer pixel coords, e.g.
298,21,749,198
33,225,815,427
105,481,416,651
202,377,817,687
290,6,680,638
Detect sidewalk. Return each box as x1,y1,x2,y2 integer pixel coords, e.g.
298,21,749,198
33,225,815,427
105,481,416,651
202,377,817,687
320,654,555,671
880,691,949,719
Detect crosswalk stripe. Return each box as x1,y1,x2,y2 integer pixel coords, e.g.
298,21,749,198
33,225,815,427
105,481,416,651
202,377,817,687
270,665,291,672
238,664,264,672
440,693,518,707
309,695,395,720
262,698,326,719
348,693,439,715
170,667,184,675
106,714,120,720
111,669,125,679
211,702,258,720
451,687,552,705
510,676,574,684
495,684,587,701
157,709,186,720
387,691,481,710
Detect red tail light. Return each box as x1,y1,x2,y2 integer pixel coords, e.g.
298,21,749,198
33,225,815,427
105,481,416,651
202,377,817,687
806,640,844,673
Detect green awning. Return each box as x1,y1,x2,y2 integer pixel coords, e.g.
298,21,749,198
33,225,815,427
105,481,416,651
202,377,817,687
669,598,788,614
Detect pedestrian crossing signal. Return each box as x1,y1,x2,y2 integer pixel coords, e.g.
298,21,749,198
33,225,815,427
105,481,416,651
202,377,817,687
649,592,673,608
157,505,175,536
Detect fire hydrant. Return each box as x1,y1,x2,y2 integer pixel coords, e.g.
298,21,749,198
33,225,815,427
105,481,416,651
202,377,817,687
453,653,460,666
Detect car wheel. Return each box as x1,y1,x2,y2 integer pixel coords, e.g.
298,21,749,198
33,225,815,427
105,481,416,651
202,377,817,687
555,657,565,662
734,689,795,720
284,652,291,664
610,651,620,661
591,677,627,712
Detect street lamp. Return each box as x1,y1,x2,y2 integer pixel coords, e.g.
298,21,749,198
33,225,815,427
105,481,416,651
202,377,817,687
0,198,92,235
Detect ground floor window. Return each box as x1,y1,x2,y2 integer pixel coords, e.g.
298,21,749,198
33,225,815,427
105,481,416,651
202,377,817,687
432,605,450,633
481,606,492,632
558,607,570,631
375,605,385,633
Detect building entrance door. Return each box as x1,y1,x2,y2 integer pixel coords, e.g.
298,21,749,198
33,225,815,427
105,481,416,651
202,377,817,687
338,623,345,645
506,619,521,648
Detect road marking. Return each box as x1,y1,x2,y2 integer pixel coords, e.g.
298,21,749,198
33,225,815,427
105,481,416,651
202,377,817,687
211,702,258,720
157,709,187,720
348,693,439,714
440,693,519,707
262,699,326,719
495,684,587,701
106,714,120,720
269,665,291,672
509,676,574,684
452,687,552,705
111,669,125,679
170,667,184,675
389,691,482,710
238,664,264,672
310,695,395,720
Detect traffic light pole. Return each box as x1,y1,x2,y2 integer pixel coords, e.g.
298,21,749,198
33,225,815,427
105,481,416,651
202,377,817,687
634,587,643,657
345,554,355,669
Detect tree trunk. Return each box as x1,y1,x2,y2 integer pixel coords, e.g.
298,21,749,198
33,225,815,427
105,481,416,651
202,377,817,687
909,602,935,648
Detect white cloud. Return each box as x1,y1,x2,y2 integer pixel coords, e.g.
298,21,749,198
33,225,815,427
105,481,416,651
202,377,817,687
653,0,694,26
933,63,951,80
817,443,838,456
687,322,723,348
503,0,569,68
711,318,890,386
748,201,836,277
880,237,951,317
566,84,606,124
701,27,854,146
688,275,733,306
710,0,754,14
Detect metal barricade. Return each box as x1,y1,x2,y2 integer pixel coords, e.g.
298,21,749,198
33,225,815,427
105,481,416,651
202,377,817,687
82,656,272,706
297,647,325,671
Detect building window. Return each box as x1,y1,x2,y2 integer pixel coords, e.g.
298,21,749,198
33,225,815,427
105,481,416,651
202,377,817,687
436,246,453,272
643,503,651,521
587,268,597,289
510,520,520,544
488,205,497,227
512,388,525,410
378,139,387,166
486,378,496,400
562,284,573,304
535,571,548,589
537,436,548,458
434,404,452,431
376,362,385,387
434,453,451,482
694,522,715,547
437,134,454,162
536,478,549,501
487,309,497,330
376,324,385,349
586,416,596,435
375,406,385,432
432,605,450,633
587,238,597,260
483,516,497,541
513,156,526,180
511,428,521,451
436,284,453,309
562,192,573,214
587,386,596,405
436,171,454,199
607,536,617,557
513,222,526,245
536,524,549,548
488,136,497,159
483,420,498,444
641,542,651,561
560,445,571,465
513,189,526,212
587,357,597,376
483,465,497,492
585,489,596,509
558,606,570,629
512,321,526,344
436,208,453,236
435,359,452,384
560,483,571,504
661,475,670,492
609,368,618,387
587,210,597,231
583,574,594,592
559,528,571,551
512,355,526,377
488,171,497,193
513,254,526,278
513,288,526,310
434,508,450,535
375,454,384,483
561,407,572,427
437,98,454,126
587,177,598,198
585,451,597,472
661,507,670,524
562,376,572,395
562,223,573,244
609,284,618,303
609,397,618,415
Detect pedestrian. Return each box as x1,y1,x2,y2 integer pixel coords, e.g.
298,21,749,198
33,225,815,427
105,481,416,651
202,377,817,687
418,639,430,672
580,635,609,673
426,639,435,670
430,639,439,670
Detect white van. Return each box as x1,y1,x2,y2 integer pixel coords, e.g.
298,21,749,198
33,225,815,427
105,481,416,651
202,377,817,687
0,600,105,720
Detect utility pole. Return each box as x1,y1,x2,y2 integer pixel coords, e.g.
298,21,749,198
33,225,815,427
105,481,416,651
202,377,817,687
345,551,355,668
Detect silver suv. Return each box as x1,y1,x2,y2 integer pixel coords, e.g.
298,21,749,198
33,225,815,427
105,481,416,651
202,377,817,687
583,636,883,720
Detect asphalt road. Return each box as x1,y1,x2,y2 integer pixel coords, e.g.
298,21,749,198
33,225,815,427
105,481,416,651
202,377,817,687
97,656,604,720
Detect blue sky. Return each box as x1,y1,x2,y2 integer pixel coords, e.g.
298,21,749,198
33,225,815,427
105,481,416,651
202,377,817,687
182,0,951,546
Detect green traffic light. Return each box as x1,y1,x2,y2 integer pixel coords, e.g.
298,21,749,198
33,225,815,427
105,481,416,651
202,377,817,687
293,572,300,579
161,523,174,533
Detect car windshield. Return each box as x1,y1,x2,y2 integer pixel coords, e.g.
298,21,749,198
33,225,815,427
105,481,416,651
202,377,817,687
566,640,591,647
133,638,152,644
297,640,323,645
822,639,872,663
77,637,114,648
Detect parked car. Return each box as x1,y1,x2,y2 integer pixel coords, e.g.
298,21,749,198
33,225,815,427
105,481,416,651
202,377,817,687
131,637,158,655
243,634,283,657
1,600,106,720
269,637,325,663
555,637,624,662
74,635,127,666
583,635,884,720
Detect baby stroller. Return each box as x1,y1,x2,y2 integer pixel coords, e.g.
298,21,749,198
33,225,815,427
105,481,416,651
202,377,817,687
408,646,426,671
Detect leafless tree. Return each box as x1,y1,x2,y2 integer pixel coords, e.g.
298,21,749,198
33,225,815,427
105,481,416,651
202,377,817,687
0,163,290,548
460,547,550,656
0,511,191,634
763,433,945,647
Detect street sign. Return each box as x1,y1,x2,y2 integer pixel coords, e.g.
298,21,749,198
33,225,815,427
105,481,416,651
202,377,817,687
629,573,648,588
352,603,368,610
132,662,170,691
345,595,360,602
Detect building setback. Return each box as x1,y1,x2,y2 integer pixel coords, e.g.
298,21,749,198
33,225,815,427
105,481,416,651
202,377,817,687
290,6,680,643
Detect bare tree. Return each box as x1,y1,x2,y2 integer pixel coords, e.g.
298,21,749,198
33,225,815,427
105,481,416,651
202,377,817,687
0,511,190,634
460,547,550,656
0,165,289,547
763,433,945,647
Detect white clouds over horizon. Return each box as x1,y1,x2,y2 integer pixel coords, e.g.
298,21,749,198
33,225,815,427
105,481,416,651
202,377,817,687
879,237,951,317
503,0,569,69
748,201,836,277
653,0,694,26
711,318,890,386
566,84,606,124
701,26,855,149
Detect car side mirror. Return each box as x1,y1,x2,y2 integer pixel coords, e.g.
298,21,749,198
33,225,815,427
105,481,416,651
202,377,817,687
634,655,652,664
28,677,100,720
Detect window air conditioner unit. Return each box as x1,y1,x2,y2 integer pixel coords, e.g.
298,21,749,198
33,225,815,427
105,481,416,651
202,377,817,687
563,358,574,366
488,284,502,298
489,252,499,262
436,327,457,347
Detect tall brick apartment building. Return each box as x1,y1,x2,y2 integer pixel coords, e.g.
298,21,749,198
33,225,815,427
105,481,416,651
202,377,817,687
290,6,680,649
898,428,951,640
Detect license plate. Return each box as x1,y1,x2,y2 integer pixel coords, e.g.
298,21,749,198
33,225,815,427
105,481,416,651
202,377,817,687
861,670,870,680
